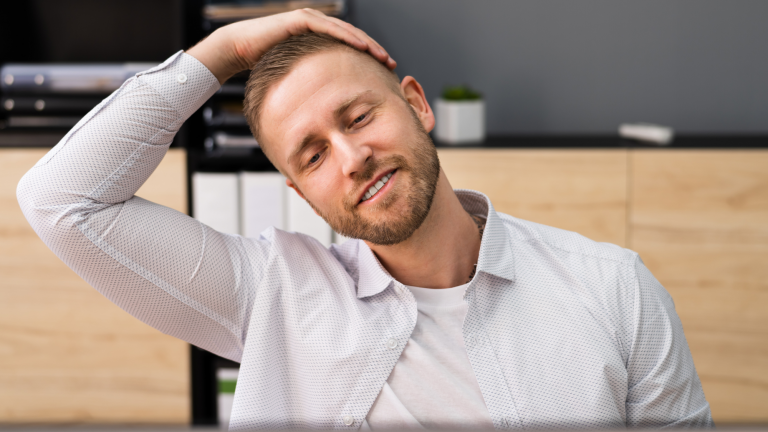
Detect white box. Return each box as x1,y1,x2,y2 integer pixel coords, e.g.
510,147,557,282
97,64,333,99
286,189,333,247
239,171,334,246
192,172,240,235
239,172,285,238
434,98,485,144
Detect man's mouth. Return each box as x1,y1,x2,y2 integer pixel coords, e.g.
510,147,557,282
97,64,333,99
359,169,396,204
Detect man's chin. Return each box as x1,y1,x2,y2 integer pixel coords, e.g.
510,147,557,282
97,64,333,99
336,208,427,246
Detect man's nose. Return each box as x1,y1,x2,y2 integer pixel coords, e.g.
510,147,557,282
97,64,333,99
333,134,373,178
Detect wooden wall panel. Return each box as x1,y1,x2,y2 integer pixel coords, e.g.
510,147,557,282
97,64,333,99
0,148,190,424
629,150,768,423
438,149,628,246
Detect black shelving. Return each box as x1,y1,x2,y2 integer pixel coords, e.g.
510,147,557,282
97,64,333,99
183,1,352,426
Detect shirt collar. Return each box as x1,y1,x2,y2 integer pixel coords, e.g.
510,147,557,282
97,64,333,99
355,189,516,299
356,241,395,298
456,189,516,283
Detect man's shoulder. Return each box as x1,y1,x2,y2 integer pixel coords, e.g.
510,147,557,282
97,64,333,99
496,211,637,267
496,212,641,354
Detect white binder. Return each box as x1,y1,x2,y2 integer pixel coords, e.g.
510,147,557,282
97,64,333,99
192,172,240,235
286,187,333,247
239,171,285,238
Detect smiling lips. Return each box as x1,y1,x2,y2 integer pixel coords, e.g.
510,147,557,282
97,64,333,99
360,171,395,203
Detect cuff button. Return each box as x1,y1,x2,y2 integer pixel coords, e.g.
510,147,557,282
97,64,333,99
176,73,188,84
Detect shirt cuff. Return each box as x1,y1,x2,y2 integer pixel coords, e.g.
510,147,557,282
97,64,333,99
137,50,222,121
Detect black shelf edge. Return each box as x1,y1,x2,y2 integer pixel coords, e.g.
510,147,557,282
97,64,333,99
3,132,766,150
433,135,768,149
0,129,187,148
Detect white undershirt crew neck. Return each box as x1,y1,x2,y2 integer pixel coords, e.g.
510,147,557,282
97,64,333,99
364,283,495,430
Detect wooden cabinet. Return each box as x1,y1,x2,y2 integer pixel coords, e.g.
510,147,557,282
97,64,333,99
0,148,190,424
1,146,765,424
629,150,768,423
438,149,629,246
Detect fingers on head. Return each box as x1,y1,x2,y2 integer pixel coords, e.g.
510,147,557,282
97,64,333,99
326,17,387,58
298,11,366,48
294,8,393,66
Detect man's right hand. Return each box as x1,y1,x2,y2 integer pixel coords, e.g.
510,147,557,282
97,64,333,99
186,8,396,85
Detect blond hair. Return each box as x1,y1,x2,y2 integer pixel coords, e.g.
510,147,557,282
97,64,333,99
243,33,399,156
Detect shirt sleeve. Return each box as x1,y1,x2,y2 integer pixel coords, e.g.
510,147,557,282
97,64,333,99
16,51,267,363
625,254,715,428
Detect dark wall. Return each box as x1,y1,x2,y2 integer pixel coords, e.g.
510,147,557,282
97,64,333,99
0,0,182,64
355,0,768,134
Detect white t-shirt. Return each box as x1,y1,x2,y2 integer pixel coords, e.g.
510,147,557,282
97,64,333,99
363,283,495,430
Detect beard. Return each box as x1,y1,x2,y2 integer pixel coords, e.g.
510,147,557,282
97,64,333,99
307,110,441,246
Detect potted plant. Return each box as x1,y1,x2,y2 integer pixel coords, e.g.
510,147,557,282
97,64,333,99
433,85,485,144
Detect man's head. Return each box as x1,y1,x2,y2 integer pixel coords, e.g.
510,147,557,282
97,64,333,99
243,33,440,245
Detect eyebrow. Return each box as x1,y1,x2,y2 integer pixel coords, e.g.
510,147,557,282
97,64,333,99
334,90,373,119
288,133,319,171
287,90,376,169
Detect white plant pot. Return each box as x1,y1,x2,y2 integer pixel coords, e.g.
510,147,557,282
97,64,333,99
434,98,486,144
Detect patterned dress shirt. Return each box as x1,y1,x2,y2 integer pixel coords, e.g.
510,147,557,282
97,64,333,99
16,50,714,430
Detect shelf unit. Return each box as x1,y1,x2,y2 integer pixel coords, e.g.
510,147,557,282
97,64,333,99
182,0,352,425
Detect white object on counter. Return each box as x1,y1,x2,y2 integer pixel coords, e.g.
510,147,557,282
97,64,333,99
434,98,485,144
619,123,674,145
217,368,239,429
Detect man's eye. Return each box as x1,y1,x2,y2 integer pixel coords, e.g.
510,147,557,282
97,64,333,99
308,152,321,165
353,113,366,124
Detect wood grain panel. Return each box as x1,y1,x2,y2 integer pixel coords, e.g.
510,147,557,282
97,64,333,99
438,149,628,246
0,148,190,424
629,150,768,423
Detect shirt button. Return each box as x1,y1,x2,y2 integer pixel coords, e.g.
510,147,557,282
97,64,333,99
343,415,354,426
386,338,398,349
176,73,188,84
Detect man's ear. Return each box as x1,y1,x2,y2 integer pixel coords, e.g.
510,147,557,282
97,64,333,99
400,76,435,133
285,178,321,217
285,178,305,199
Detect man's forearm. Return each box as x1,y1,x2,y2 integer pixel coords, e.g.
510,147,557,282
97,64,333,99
185,8,395,86
18,52,219,209
186,29,245,85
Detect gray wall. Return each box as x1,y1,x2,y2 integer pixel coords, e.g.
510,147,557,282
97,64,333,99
355,0,768,135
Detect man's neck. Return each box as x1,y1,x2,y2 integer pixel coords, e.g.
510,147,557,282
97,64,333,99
364,170,482,289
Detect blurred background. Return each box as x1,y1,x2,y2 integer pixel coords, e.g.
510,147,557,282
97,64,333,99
0,0,766,428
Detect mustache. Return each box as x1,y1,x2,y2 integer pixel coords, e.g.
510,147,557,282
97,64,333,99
344,154,409,210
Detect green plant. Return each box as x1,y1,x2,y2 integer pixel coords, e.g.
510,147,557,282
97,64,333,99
441,85,482,101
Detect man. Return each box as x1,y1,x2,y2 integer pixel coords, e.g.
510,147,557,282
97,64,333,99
17,9,712,430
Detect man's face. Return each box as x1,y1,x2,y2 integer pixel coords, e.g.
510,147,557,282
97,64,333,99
259,49,440,245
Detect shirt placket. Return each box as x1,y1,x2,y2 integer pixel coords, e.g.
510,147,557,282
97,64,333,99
338,281,418,429
463,278,523,429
